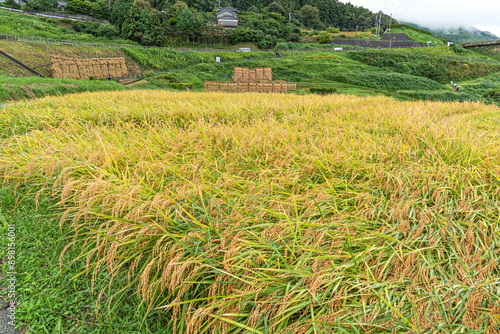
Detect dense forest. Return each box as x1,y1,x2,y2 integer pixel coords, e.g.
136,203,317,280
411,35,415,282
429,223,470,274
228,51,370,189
16,0,396,47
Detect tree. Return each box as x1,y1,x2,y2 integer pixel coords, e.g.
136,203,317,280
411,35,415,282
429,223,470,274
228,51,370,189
247,6,259,13
121,0,166,45
300,5,319,28
266,2,286,18
176,5,197,43
111,0,135,30
25,0,55,11
4,0,21,9
287,33,300,42
317,31,332,44
193,0,214,12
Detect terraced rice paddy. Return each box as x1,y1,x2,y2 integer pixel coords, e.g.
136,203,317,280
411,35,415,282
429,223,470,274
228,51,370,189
1,91,500,333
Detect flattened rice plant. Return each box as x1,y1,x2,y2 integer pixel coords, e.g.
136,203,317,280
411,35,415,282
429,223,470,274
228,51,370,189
1,91,500,333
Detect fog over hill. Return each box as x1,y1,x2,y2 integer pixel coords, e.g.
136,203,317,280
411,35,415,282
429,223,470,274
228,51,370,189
400,22,500,43
340,0,500,39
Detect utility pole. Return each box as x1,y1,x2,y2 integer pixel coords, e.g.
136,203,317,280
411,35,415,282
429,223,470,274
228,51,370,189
378,11,383,36
388,14,392,33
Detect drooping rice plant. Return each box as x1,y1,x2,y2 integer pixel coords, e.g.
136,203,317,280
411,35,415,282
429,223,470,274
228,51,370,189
1,91,500,333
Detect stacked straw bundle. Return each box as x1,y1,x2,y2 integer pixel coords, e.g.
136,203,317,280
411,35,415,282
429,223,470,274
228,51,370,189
204,81,220,92
263,67,272,82
50,56,63,78
241,68,250,83
249,70,256,83
49,56,128,80
264,82,273,93
219,82,229,92
228,82,238,93
108,59,117,79
238,82,249,92
204,67,294,93
233,67,243,82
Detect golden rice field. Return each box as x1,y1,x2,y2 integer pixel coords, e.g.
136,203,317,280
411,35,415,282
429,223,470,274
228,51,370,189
2,91,500,333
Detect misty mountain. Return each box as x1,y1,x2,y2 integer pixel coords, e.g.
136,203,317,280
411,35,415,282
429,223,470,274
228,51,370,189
401,21,499,43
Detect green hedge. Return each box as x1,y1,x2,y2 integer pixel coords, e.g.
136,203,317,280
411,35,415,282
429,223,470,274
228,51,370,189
310,87,337,94
483,89,500,99
168,83,193,90
347,50,500,82
326,70,444,91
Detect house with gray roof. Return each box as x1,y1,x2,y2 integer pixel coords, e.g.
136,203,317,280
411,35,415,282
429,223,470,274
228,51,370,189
215,8,238,28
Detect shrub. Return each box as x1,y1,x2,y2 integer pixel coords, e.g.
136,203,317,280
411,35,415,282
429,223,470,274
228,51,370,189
327,27,340,34
310,87,337,94
287,33,301,43
25,0,55,11
483,89,500,99
317,31,332,44
451,43,469,54
168,83,193,90
326,70,444,91
4,0,21,9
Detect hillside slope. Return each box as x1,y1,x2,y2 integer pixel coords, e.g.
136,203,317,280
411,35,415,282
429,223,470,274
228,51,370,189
0,41,144,77
402,22,500,43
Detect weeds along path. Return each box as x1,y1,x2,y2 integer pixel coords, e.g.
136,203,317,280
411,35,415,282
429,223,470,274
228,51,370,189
1,91,500,333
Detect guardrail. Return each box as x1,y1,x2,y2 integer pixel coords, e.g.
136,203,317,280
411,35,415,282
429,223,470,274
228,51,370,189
0,6,23,13
32,13,80,21
460,40,500,48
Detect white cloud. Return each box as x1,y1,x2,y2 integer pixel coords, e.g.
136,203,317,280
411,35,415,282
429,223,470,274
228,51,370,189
340,0,500,37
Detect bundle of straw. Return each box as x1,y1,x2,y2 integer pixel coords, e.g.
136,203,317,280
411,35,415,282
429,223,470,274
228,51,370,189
233,67,243,82
219,82,229,92
237,82,249,92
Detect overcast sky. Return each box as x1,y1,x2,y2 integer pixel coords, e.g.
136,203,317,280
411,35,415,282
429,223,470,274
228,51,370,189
339,0,500,37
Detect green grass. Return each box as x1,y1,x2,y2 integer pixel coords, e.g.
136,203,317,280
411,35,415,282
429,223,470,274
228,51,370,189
325,70,444,91
469,45,500,61
0,187,170,333
276,42,361,51
390,27,445,46
0,9,134,44
347,49,500,82
396,46,492,59
121,48,275,71
0,75,124,103
146,51,445,95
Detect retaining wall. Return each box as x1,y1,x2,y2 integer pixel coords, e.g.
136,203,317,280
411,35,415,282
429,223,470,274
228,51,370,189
25,11,109,23
332,39,422,49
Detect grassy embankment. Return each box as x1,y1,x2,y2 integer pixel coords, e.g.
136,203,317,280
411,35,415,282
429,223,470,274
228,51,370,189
0,75,124,103
390,27,445,46
0,40,144,77
1,91,500,333
124,47,500,104
469,45,500,61
0,9,134,44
